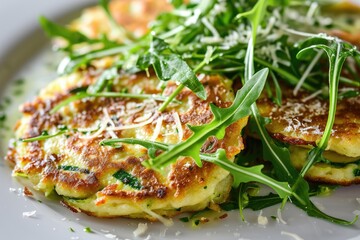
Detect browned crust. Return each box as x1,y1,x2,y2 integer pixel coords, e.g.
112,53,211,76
255,83,360,185
305,175,360,186
257,86,360,148
8,72,245,209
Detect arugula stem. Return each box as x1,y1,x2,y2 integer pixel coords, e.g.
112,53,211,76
21,130,68,142
340,76,360,87
300,43,344,177
158,84,185,112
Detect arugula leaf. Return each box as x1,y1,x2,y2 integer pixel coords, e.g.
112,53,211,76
296,38,359,176
235,0,268,45
100,68,268,171
57,44,132,74
87,67,118,94
245,193,283,211
39,16,92,47
39,16,118,54
137,37,207,101
240,1,356,225
169,0,183,8
148,68,267,168
98,0,133,43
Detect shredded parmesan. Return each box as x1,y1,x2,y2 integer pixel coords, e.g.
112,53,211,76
151,115,163,141
293,50,322,96
79,120,108,139
22,210,37,218
104,233,117,239
108,113,157,131
305,2,318,24
202,17,220,38
133,112,153,123
281,231,304,240
141,207,173,227
133,223,148,237
277,208,287,224
172,112,183,143
76,124,100,133
126,102,145,115
103,108,118,139
257,210,268,226
301,89,322,102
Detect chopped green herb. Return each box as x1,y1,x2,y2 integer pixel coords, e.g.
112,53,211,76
14,78,25,85
83,227,93,233
0,113,6,122
353,169,360,177
58,165,90,174
113,169,142,190
179,217,189,223
193,219,200,226
13,89,23,96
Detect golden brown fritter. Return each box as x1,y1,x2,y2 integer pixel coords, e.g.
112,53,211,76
256,85,360,185
7,71,247,219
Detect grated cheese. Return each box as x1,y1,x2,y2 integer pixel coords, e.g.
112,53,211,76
151,115,163,141
305,2,318,24
22,210,36,218
79,119,108,139
277,208,287,224
281,231,304,240
133,223,148,237
301,89,322,102
202,17,220,38
109,113,157,131
133,112,153,123
172,112,183,143
104,233,117,239
103,108,118,139
185,9,201,26
141,207,173,227
293,50,322,96
257,210,268,226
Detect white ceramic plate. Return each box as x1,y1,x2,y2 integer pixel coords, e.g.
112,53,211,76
0,1,359,240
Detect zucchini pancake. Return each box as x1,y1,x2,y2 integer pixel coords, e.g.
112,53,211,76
5,0,360,225
7,70,246,219
257,85,360,185
6,0,247,219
